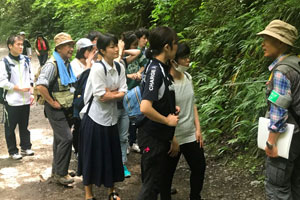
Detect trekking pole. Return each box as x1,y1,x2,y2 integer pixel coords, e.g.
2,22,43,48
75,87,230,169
223,80,267,86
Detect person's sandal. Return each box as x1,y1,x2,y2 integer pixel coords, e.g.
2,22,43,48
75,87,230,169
108,192,120,200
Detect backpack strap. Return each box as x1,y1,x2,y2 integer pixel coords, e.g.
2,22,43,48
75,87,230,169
97,60,107,76
97,60,121,76
184,72,191,80
114,61,121,76
2,57,12,81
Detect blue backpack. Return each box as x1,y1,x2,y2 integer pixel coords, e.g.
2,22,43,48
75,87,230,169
123,85,145,126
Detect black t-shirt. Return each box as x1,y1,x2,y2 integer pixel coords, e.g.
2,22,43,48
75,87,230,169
22,39,31,55
141,58,176,141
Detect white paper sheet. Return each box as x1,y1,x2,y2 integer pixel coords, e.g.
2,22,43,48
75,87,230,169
257,117,294,159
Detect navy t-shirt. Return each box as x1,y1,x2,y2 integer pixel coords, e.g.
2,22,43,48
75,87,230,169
141,58,176,141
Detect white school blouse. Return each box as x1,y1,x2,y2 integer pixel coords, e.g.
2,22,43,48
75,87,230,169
80,59,127,126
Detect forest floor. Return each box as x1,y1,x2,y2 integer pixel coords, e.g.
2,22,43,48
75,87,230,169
0,45,266,200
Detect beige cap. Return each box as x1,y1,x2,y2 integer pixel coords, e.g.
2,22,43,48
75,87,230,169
257,20,298,46
54,32,74,47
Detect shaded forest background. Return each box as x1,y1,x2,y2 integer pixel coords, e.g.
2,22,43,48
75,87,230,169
1,0,300,174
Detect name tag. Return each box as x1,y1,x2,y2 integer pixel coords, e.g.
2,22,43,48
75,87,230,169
70,86,75,93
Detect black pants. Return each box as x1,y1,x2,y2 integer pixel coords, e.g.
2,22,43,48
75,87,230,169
128,121,137,146
161,141,206,200
4,104,31,155
72,118,80,153
137,127,171,200
38,53,48,67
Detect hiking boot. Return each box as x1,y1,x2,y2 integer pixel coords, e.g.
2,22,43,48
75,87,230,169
21,149,34,156
53,174,74,185
131,143,140,153
10,153,22,160
123,165,131,178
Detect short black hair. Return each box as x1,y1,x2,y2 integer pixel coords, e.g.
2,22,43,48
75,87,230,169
145,26,178,59
135,28,149,39
175,43,190,61
86,31,102,42
7,35,23,50
122,31,138,50
97,33,118,56
75,46,93,59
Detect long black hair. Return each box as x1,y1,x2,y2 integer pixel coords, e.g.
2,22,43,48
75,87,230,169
145,26,178,59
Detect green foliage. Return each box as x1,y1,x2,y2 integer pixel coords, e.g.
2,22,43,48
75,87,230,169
1,0,300,169
186,0,300,156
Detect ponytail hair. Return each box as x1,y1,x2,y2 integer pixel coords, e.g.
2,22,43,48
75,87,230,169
146,26,178,59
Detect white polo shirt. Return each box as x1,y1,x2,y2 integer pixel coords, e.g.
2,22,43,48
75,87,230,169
80,59,127,126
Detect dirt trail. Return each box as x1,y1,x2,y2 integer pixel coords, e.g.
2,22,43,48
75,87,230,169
0,45,265,200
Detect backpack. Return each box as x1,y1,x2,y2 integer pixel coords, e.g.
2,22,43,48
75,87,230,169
72,60,121,118
122,60,153,127
0,56,30,104
123,85,145,126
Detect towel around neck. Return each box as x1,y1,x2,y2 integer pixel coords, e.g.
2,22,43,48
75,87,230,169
53,51,76,86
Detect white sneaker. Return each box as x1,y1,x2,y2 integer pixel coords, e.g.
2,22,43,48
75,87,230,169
10,153,22,160
21,149,34,156
127,147,130,155
131,143,141,153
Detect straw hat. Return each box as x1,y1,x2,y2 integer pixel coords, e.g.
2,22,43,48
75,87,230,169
54,32,74,47
257,20,298,46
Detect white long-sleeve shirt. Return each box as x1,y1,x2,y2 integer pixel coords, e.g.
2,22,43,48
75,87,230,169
0,55,33,106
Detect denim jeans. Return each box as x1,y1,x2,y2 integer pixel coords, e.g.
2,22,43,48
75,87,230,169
117,108,129,164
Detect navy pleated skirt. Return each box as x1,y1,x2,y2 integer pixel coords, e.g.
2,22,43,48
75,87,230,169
77,114,124,187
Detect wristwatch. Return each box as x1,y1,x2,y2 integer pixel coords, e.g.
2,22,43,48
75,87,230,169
266,141,273,150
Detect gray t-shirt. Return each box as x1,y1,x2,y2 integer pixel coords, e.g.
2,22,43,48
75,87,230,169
174,73,196,145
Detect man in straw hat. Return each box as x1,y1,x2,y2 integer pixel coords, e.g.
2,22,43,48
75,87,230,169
36,32,76,185
257,19,300,199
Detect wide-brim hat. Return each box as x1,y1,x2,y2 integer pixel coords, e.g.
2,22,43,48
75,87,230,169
20,31,25,35
54,32,75,47
257,19,298,47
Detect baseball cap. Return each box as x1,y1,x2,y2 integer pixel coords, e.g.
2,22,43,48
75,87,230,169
76,38,94,50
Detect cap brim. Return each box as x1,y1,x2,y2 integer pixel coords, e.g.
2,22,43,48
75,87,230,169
56,40,75,47
257,30,294,46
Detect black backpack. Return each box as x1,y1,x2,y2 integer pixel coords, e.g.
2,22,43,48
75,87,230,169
0,58,13,104
72,60,121,118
